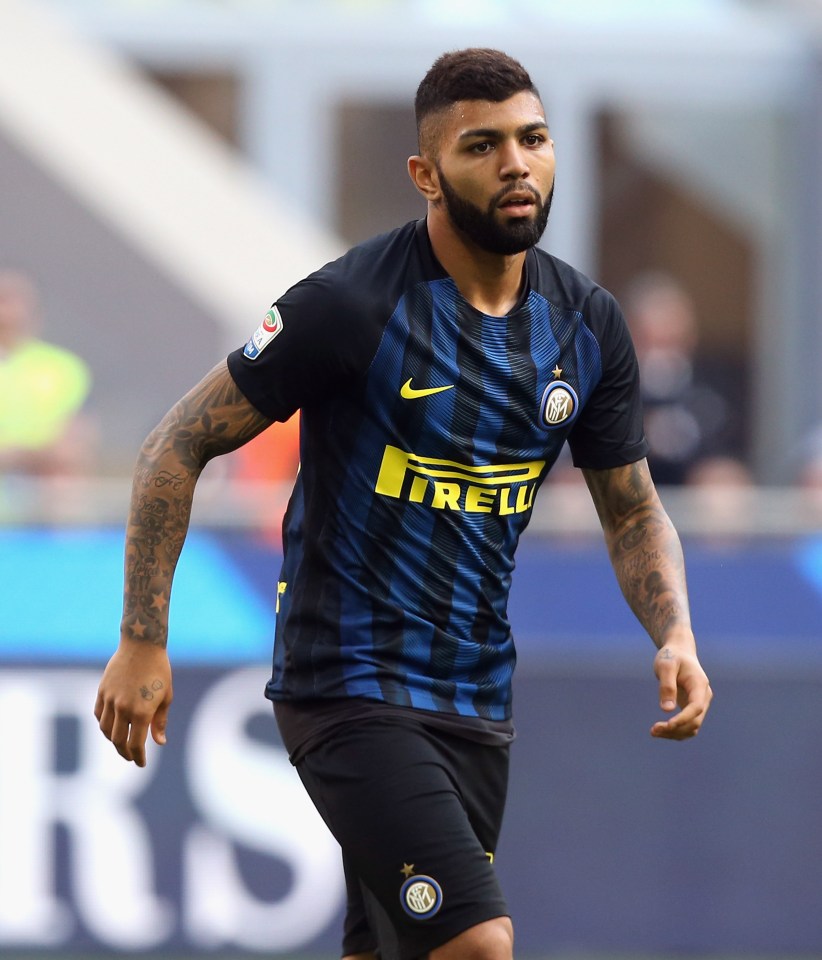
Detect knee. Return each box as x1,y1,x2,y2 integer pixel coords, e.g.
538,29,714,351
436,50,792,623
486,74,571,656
431,916,514,960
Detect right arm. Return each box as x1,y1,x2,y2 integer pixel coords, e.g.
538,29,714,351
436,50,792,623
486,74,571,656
94,360,273,766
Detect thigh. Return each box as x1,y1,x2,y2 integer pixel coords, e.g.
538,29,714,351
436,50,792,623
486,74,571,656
297,719,509,960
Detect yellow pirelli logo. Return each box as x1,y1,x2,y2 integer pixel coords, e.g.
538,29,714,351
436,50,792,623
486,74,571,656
375,445,545,515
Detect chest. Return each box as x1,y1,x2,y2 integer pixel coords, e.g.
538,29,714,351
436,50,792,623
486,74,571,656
365,281,600,461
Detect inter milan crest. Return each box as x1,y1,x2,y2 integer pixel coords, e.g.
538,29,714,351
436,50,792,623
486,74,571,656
539,374,578,429
399,873,443,919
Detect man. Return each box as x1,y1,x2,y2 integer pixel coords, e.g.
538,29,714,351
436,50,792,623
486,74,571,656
96,49,712,960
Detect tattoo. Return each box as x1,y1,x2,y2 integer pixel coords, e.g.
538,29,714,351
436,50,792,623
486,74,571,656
142,363,271,471
122,362,272,647
583,460,690,647
139,679,164,701
154,470,186,490
619,522,648,552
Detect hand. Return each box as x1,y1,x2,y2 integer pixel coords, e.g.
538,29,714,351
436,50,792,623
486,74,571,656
651,643,712,740
94,640,173,767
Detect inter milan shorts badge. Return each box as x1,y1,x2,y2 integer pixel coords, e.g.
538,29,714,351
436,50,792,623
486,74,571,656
400,875,443,919
539,380,578,429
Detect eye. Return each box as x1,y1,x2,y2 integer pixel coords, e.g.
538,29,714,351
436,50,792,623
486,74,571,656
469,141,494,154
522,134,545,147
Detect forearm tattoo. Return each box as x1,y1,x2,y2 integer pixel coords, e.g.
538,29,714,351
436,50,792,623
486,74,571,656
121,362,272,646
585,460,690,647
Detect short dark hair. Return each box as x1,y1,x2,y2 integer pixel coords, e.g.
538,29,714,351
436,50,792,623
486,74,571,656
415,48,540,153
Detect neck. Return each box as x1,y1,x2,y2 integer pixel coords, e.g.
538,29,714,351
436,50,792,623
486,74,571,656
426,209,527,317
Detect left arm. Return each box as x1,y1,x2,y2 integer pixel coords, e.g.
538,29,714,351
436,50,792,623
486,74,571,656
582,458,712,740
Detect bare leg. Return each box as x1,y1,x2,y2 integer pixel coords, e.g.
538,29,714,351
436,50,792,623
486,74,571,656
430,917,513,960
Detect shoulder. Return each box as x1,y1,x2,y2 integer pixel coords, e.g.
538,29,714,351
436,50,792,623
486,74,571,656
228,222,428,416
528,248,625,337
266,220,427,368
529,248,617,310
282,220,424,317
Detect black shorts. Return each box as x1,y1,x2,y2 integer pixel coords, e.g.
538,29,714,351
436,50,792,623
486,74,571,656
295,714,510,960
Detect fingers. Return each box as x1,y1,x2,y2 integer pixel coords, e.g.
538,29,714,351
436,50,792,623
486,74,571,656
96,697,152,766
108,702,152,766
93,689,109,734
95,683,171,766
651,649,713,741
651,694,710,740
126,718,151,767
656,659,678,713
151,698,171,747
94,646,173,766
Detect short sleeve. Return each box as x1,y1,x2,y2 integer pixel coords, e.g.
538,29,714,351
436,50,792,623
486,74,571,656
226,263,383,423
567,288,649,469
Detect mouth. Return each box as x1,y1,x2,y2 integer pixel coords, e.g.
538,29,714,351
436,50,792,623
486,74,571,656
497,190,539,217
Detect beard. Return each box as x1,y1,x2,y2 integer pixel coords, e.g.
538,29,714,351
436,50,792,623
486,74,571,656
436,167,554,255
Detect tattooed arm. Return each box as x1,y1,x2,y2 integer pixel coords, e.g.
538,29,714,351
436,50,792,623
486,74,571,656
582,458,712,740
95,361,273,766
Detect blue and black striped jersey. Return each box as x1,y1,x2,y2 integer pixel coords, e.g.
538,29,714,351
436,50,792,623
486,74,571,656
227,219,647,721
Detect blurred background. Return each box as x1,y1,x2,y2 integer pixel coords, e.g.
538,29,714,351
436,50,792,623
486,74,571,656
2,0,822,957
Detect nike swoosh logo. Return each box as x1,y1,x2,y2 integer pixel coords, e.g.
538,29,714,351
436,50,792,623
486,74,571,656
400,378,455,400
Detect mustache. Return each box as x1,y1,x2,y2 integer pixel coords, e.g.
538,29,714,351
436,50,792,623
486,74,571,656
490,181,544,208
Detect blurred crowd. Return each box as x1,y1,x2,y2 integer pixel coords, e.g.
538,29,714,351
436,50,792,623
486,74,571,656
624,271,822,510
0,268,300,529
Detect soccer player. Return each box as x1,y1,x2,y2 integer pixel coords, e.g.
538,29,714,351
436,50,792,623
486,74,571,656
95,48,712,960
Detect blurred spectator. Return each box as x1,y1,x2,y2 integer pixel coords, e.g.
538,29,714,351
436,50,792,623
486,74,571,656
624,271,743,485
686,454,754,490
795,425,822,491
0,270,95,477
684,454,756,541
793,425,822,528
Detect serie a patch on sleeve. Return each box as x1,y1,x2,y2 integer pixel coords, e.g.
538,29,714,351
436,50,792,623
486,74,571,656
243,306,283,359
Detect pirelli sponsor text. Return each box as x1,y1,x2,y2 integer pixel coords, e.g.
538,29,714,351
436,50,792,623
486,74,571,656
375,445,544,515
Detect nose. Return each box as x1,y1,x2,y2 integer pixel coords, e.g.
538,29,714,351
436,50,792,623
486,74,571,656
498,140,530,180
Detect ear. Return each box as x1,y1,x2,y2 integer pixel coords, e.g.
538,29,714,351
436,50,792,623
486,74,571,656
407,155,441,203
